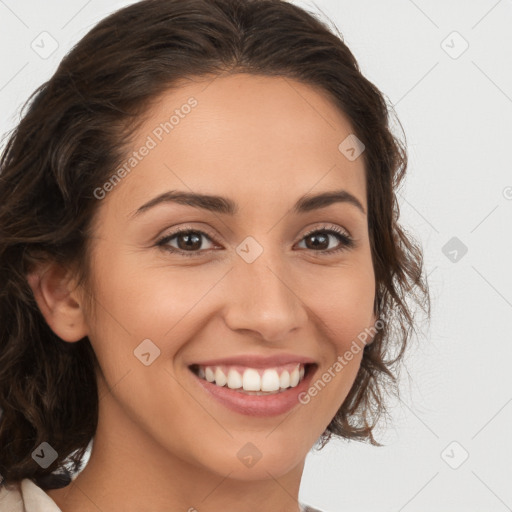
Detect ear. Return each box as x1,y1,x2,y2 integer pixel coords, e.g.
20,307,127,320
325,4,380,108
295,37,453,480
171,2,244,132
26,263,88,342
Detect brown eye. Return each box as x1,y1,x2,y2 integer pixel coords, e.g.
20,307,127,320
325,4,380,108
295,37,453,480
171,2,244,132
156,224,354,258
297,226,354,254
157,228,216,258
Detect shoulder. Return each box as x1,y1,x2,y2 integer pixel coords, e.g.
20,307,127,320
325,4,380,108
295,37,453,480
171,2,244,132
0,478,62,512
0,480,24,511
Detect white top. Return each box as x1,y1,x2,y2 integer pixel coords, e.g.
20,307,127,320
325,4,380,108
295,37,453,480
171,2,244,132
0,479,62,512
0,478,322,512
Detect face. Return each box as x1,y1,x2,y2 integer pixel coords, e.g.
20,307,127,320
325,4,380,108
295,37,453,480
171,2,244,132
79,73,376,481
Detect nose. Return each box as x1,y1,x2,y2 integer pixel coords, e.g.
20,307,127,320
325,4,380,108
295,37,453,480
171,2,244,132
221,251,309,343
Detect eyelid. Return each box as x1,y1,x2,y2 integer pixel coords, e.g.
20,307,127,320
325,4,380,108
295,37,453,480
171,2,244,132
301,223,352,240
156,222,355,256
157,222,351,242
157,224,220,246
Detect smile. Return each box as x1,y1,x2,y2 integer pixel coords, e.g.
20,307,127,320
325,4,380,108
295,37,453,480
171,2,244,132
190,363,307,394
188,360,318,417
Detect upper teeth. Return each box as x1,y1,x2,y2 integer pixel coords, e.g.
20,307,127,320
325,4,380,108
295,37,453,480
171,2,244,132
196,364,306,392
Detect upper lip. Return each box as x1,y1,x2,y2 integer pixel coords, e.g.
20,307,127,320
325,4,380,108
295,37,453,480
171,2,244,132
189,353,317,368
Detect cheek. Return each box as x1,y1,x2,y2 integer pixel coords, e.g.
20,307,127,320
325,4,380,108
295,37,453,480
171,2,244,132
82,248,230,383
86,229,376,347
327,285,375,354
86,244,376,369
295,258,376,350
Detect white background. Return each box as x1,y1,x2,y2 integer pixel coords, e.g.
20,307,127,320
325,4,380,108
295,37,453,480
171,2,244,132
1,1,511,511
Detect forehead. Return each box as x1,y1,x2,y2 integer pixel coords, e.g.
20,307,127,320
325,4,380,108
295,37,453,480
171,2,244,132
107,73,367,219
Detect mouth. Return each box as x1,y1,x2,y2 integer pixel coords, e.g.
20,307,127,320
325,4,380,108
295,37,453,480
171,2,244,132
189,362,313,394
187,360,318,417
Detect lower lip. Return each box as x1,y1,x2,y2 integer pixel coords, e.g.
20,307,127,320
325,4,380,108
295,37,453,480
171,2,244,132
189,365,317,417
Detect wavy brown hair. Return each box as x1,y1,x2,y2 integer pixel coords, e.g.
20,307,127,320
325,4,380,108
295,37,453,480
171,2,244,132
0,0,429,491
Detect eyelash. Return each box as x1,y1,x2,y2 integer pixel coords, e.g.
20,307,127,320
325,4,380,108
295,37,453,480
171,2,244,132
156,224,355,258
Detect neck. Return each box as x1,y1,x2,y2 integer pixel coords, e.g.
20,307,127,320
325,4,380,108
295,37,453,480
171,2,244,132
46,377,306,512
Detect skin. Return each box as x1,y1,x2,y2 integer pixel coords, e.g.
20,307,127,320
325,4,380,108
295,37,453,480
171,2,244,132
29,73,376,512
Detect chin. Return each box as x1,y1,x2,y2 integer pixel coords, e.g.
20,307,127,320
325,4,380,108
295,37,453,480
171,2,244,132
211,436,312,481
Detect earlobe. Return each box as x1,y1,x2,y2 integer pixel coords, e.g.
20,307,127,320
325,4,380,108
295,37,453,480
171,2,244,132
26,263,88,342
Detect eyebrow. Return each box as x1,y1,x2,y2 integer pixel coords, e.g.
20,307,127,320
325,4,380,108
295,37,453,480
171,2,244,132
131,188,366,218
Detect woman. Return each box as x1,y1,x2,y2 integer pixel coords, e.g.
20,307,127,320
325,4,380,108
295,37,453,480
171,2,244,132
0,0,429,511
